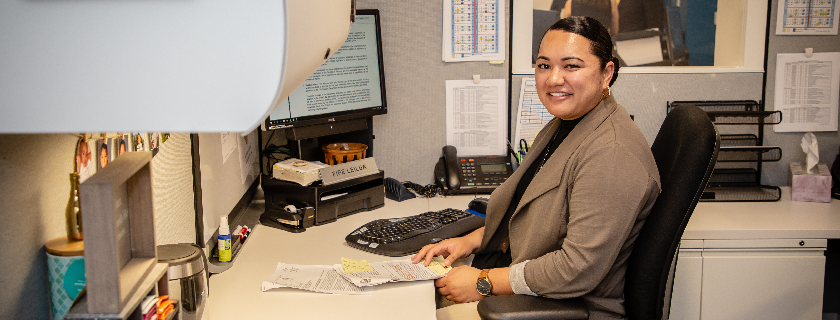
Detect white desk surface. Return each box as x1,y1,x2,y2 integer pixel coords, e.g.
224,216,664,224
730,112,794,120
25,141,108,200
206,188,839,319
207,195,480,320
685,187,840,240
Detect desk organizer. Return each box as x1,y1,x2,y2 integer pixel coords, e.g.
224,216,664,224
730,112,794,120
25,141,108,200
668,101,782,202
262,171,385,226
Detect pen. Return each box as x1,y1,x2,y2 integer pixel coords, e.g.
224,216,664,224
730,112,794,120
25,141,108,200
507,140,521,164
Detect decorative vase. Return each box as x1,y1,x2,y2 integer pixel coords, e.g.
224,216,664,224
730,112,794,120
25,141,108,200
66,173,83,240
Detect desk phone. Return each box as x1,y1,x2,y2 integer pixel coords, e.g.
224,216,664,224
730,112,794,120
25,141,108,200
434,145,513,194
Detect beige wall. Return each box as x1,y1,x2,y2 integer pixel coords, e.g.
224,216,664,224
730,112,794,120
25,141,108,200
0,134,77,319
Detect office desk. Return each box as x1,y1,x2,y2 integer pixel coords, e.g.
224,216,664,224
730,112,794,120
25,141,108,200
207,195,479,320
672,187,840,320
685,187,840,240
207,188,838,320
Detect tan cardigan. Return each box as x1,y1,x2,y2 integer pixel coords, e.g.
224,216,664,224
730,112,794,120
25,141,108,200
481,95,661,319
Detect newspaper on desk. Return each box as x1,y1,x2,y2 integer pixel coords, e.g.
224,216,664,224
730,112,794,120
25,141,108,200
261,257,451,295
334,257,451,287
261,263,374,295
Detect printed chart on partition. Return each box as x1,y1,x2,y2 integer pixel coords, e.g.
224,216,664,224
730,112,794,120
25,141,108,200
514,78,554,149
777,0,837,35
773,52,840,132
445,79,507,156
443,0,505,62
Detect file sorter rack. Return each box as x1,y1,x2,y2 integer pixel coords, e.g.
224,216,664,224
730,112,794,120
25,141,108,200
667,100,783,202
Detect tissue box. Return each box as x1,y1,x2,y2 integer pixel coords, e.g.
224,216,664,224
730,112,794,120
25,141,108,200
273,158,329,186
791,162,832,203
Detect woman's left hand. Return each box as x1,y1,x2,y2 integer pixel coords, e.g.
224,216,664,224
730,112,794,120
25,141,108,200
435,265,483,303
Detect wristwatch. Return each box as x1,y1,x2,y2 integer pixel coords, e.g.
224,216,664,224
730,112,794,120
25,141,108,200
476,269,493,297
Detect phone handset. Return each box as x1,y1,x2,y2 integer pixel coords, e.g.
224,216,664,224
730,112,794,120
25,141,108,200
442,145,461,190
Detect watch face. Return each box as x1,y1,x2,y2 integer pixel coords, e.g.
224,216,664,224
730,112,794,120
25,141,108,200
476,278,492,296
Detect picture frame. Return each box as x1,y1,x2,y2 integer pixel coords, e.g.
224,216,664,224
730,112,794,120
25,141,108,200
97,137,112,170
79,152,162,315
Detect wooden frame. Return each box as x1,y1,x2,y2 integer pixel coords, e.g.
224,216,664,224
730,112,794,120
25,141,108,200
80,151,158,314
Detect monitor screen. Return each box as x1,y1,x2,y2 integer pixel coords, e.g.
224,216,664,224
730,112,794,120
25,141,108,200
266,9,386,130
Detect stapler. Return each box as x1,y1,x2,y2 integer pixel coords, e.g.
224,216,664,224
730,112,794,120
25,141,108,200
260,201,315,233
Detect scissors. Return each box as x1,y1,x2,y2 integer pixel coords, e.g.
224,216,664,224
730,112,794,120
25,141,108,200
518,139,530,153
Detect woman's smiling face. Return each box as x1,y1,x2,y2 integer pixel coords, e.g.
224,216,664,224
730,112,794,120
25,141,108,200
535,30,614,120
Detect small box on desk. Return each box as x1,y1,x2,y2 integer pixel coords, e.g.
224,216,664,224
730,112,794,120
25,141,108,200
272,158,328,186
791,162,832,203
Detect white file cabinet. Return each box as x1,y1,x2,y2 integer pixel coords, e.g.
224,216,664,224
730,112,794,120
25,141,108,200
670,239,826,320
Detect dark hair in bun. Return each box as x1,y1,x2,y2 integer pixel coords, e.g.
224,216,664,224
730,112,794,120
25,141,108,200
546,16,620,86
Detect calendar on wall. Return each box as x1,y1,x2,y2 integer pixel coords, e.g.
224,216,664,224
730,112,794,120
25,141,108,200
443,0,505,62
777,0,838,35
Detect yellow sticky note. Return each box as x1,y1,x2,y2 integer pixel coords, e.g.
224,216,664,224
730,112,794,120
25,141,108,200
428,256,453,276
341,257,373,273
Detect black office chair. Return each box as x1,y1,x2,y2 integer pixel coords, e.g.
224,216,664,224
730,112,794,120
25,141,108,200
477,105,720,320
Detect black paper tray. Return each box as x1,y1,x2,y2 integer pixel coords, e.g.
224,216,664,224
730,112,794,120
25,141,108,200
709,168,758,185
721,134,758,147
700,185,781,202
717,146,782,162
667,100,782,125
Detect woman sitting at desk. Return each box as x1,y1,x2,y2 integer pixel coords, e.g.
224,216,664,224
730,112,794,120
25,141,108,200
412,16,660,319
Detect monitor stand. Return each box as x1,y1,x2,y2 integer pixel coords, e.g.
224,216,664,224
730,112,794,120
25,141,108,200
262,116,384,232
284,117,374,163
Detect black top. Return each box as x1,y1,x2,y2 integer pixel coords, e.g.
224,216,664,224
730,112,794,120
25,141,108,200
473,117,583,268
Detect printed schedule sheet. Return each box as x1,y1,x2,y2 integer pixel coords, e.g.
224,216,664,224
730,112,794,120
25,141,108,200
443,0,505,62
773,52,840,132
777,0,838,35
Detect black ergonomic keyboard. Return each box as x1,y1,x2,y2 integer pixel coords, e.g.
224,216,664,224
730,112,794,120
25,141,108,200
345,208,485,257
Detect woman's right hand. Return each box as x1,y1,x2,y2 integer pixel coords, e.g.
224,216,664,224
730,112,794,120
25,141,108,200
411,227,484,267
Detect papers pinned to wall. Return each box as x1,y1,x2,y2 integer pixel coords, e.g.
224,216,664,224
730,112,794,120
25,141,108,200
513,78,554,151
443,0,505,62
776,0,838,35
773,52,840,132
445,79,508,156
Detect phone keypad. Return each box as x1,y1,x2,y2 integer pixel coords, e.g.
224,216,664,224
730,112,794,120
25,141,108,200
459,159,509,187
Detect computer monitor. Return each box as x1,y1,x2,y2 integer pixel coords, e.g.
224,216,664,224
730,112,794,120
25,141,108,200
265,9,387,131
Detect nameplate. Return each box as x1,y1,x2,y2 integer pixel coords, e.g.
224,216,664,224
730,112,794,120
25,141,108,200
321,157,379,185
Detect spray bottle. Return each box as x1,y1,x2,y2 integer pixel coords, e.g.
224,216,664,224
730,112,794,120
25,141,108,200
218,216,232,262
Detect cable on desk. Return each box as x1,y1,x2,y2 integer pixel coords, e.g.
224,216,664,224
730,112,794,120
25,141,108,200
403,181,461,198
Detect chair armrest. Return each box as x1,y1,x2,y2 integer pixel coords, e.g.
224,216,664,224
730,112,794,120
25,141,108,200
476,295,589,320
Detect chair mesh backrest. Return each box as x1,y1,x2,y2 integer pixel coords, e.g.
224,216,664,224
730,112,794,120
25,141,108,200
624,105,720,320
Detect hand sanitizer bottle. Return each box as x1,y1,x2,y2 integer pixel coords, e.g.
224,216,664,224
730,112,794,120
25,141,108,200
218,216,232,262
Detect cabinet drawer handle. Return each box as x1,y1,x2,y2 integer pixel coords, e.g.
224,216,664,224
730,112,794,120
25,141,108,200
800,241,805,246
